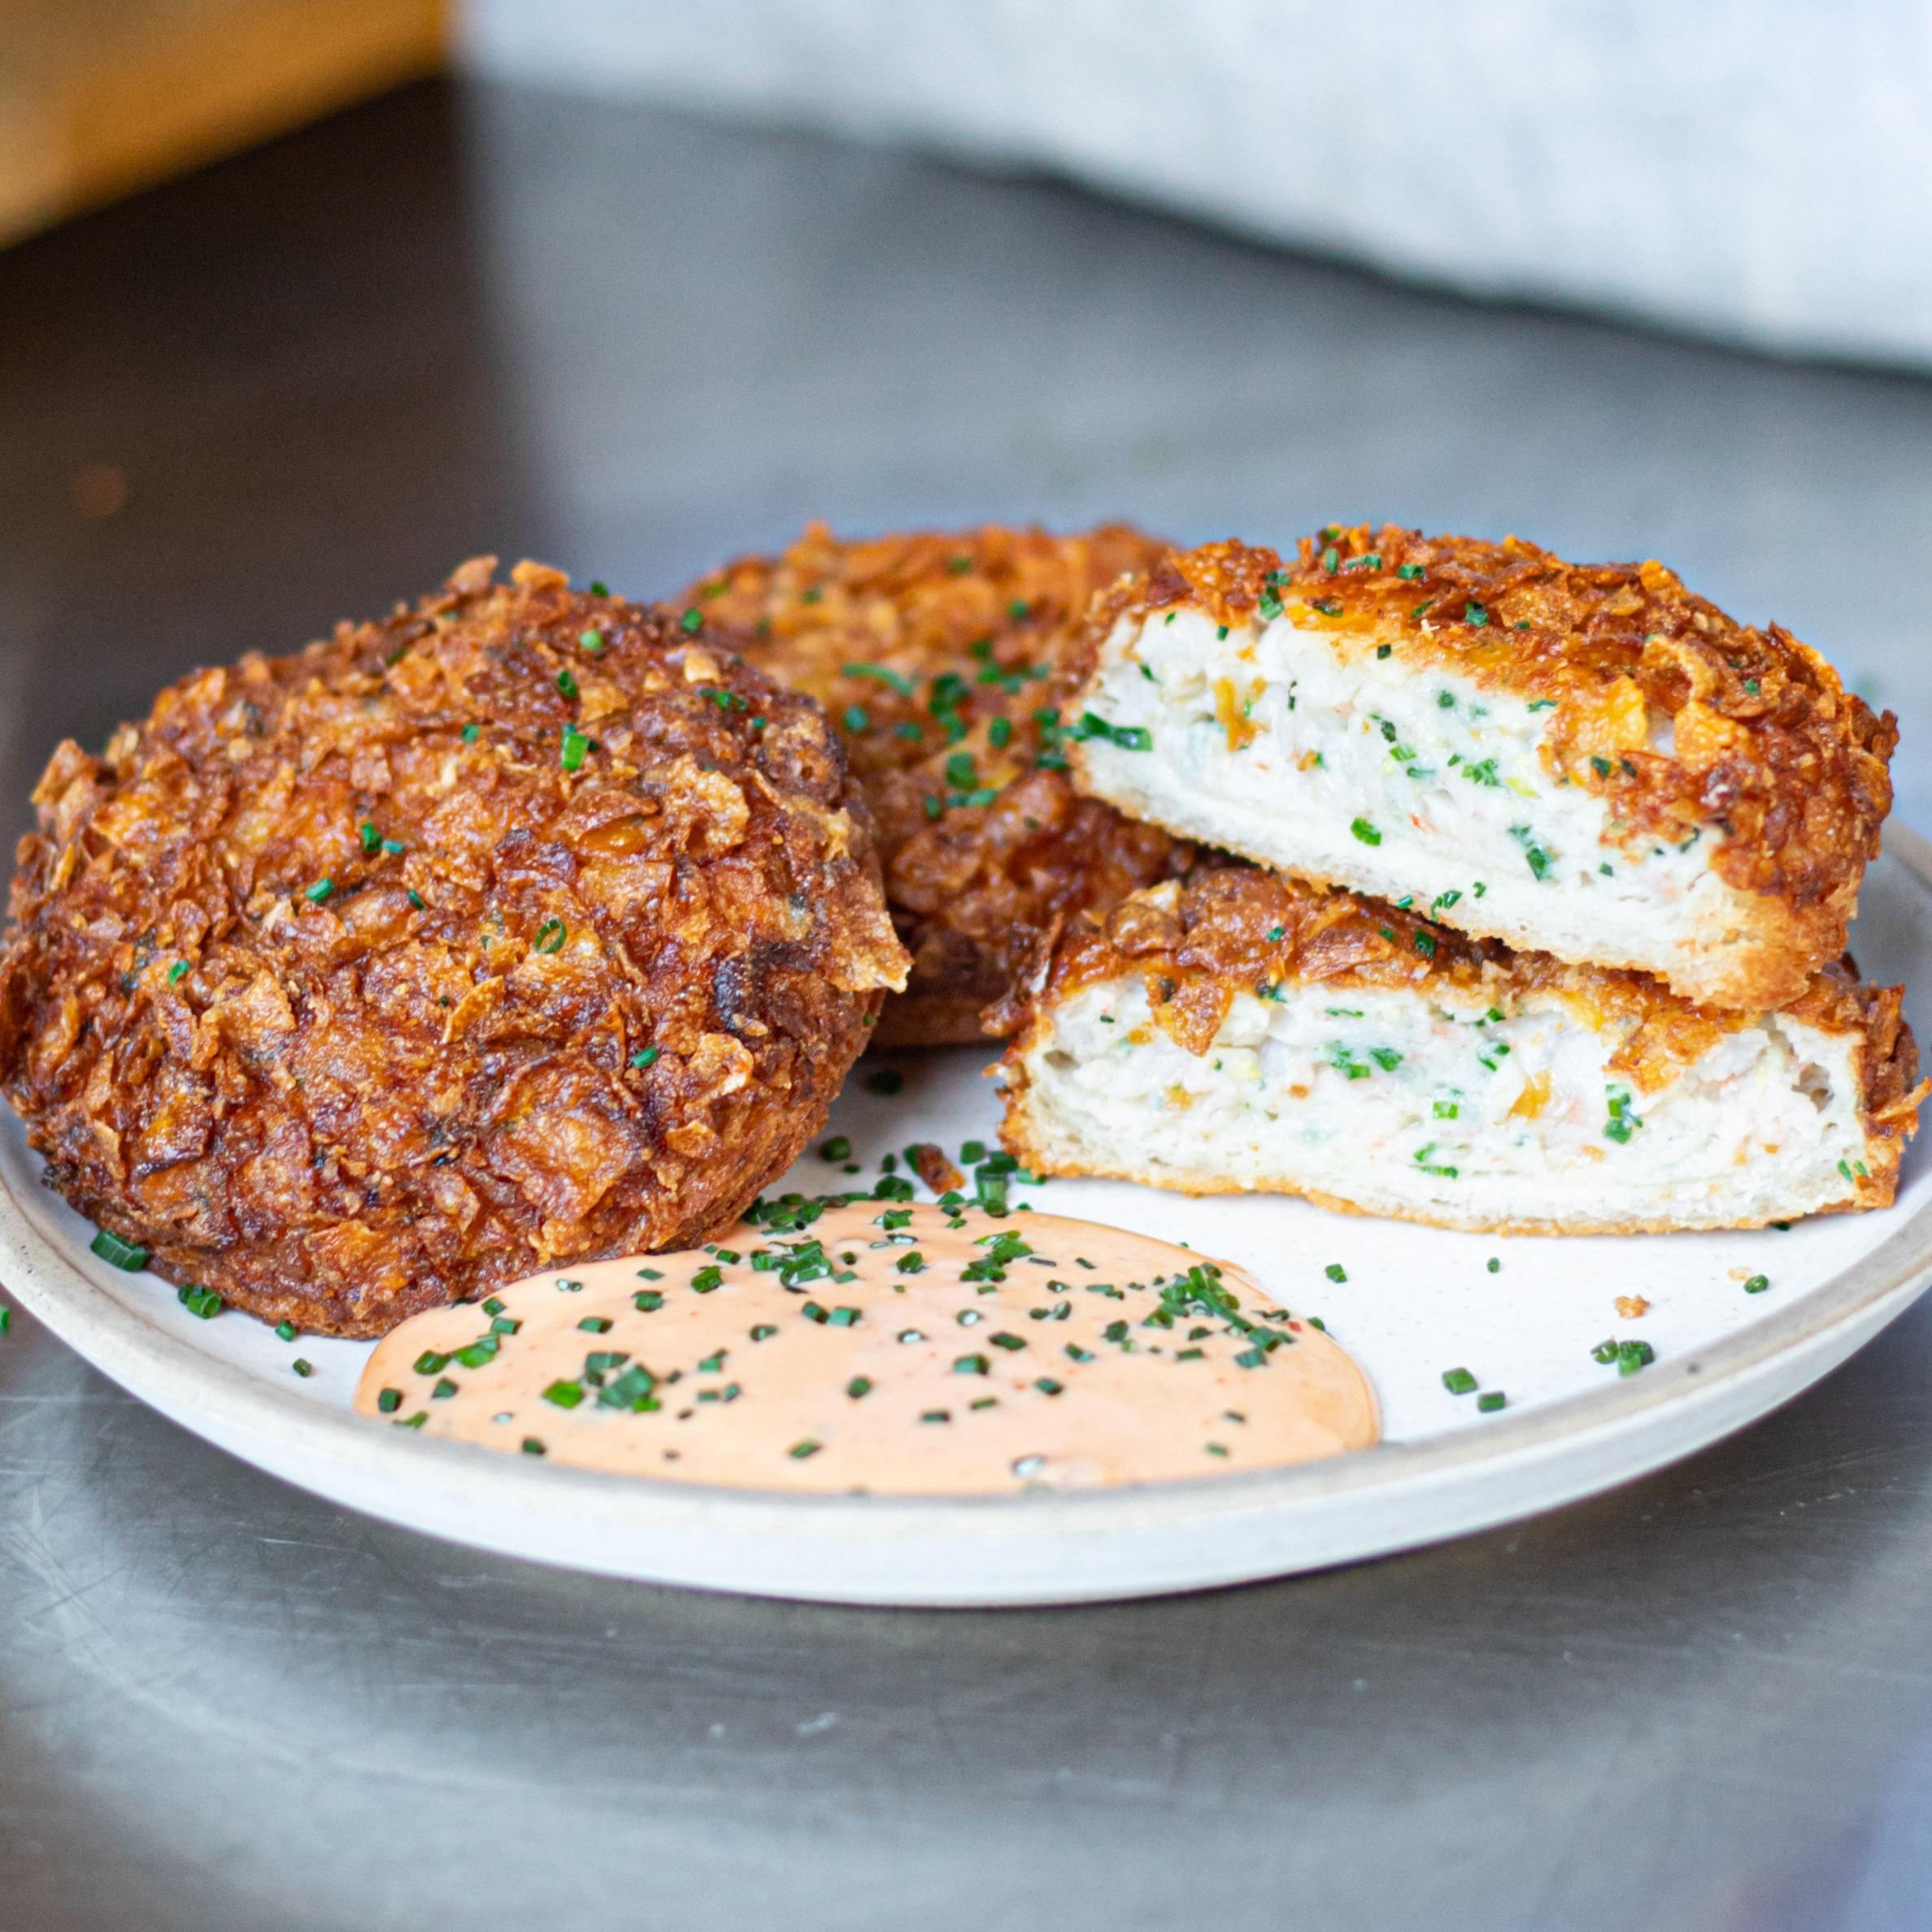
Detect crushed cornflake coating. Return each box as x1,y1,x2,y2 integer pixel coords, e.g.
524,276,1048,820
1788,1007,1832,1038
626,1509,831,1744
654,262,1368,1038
0,558,907,1337
685,522,1191,1043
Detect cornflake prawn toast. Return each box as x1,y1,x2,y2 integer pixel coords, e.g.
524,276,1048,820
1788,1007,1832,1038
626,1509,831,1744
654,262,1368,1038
999,866,1924,1234
685,521,1191,1045
0,559,907,1337
1064,528,1897,1010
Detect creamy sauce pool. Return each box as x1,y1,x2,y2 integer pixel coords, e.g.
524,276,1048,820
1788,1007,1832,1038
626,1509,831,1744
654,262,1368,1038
355,1203,1379,1492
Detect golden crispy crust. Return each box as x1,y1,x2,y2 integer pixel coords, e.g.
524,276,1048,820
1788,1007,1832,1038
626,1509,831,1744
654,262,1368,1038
999,864,1921,1213
684,522,1191,1042
0,559,908,1337
1072,527,1895,980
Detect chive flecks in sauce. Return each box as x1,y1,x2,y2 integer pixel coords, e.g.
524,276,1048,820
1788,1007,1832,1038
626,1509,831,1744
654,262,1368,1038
353,1204,1377,1490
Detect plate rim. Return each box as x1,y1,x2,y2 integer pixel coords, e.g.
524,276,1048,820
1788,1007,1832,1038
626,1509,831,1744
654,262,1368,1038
5,827,1932,1551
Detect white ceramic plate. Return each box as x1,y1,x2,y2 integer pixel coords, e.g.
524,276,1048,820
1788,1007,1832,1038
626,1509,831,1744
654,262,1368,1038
7,835,1932,1607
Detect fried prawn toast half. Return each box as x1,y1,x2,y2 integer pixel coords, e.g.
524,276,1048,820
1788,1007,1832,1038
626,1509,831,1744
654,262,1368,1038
684,521,1190,1045
1001,866,1923,1234
0,559,907,1337
1064,528,1897,1011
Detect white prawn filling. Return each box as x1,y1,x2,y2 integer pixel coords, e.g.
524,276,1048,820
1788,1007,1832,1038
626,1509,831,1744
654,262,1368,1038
1019,977,1869,1230
1075,608,1746,981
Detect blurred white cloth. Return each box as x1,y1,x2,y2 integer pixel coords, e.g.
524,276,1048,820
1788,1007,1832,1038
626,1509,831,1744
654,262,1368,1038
462,0,1932,369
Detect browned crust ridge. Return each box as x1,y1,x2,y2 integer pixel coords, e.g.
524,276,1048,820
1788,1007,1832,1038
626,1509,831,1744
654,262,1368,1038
0,559,907,1336
1068,526,1896,990
999,864,1922,1217
684,521,1192,1043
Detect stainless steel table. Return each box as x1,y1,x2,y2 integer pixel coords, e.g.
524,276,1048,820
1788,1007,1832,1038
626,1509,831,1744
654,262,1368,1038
4,80,1932,1932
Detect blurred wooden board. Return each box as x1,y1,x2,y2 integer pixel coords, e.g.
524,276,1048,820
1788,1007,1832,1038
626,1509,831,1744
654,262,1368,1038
0,0,447,245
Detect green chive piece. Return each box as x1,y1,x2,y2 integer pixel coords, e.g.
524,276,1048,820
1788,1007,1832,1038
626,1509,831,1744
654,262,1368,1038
521,1437,546,1455
1325,1264,1347,1283
542,1379,585,1409
376,1387,402,1413
177,1283,222,1319
461,722,481,742
90,1227,149,1270
630,1046,659,1069
275,1321,298,1341
787,1438,821,1459
1744,1274,1770,1295
560,724,589,771
1349,817,1381,846
303,877,333,903
680,607,703,633
1476,1390,1506,1412
846,1377,873,1400
1442,1367,1477,1395
579,628,604,654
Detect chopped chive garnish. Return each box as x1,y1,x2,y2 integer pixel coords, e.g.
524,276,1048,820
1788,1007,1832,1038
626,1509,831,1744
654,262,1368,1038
843,662,914,696
787,1438,821,1459
560,724,589,771
1743,1274,1770,1295
1349,817,1381,846
461,722,481,742
1442,1367,1477,1395
303,878,333,903
630,1046,659,1069
1324,1264,1347,1282
1476,1390,1506,1412
90,1227,148,1270
533,916,566,953
376,1387,402,1413
276,1321,298,1341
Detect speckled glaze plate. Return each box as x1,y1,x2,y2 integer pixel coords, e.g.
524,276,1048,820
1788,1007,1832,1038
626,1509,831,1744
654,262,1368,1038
6,834,1932,1607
